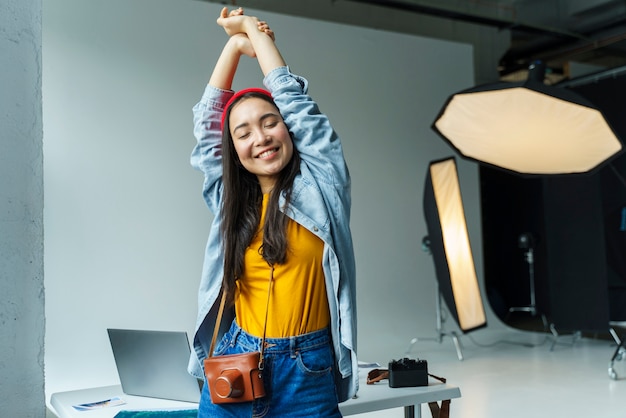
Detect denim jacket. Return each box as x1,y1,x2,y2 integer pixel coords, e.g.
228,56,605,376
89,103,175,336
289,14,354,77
188,66,358,402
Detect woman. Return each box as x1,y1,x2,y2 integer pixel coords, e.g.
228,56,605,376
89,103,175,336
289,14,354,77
188,8,358,417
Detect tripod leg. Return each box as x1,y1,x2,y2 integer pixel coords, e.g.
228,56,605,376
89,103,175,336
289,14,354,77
451,331,464,361
549,323,559,351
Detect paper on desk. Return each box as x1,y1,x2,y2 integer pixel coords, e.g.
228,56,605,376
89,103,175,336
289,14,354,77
72,396,126,411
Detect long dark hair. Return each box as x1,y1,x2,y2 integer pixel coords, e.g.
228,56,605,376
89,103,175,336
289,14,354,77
220,92,301,303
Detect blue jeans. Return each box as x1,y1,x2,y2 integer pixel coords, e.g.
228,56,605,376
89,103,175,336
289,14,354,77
198,320,342,417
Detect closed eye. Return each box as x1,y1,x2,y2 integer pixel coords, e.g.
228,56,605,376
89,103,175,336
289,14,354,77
236,131,251,140
260,113,281,129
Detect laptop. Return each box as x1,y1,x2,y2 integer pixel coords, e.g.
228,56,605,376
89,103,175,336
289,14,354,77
107,328,202,403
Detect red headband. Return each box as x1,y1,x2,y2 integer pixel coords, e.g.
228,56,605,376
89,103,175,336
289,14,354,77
221,87,273,131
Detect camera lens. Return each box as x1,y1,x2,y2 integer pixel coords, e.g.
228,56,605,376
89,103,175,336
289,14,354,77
215,369,245,398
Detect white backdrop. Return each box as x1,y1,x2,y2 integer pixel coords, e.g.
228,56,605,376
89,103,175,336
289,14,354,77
43,0,500,403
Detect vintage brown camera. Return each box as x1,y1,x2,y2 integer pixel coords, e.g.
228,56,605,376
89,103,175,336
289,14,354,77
215,369,245,398
204,352,266,404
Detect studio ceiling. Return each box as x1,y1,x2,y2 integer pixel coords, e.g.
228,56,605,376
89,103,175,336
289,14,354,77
353,0,626,80
212,0,626,84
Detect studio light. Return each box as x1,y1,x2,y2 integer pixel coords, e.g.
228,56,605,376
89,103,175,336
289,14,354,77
429,63,626,349
432,61,623,175
423,157,487,333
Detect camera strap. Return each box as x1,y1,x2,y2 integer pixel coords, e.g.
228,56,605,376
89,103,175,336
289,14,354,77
366,369,451,418
207,264,275,372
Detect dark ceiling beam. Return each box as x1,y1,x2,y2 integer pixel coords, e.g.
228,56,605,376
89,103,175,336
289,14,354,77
346,0,626,78
499,19,626,77
346,0,589,41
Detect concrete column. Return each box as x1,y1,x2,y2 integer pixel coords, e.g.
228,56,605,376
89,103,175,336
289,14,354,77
0,0,45,415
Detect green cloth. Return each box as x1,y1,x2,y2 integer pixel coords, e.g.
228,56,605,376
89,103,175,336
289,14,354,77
114,410,198,418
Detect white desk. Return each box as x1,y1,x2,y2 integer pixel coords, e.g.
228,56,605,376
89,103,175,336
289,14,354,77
51,386,196,418
51,375,460,418
341,378,460,418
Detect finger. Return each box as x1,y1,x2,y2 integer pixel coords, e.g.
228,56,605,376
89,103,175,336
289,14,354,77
219,7,228,18
229,7,244,17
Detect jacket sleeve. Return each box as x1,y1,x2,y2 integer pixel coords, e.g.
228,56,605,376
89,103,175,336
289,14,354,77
190,84,234,214
264,66,351,191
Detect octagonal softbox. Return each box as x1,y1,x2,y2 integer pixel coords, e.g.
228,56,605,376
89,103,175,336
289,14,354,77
432,79,623,175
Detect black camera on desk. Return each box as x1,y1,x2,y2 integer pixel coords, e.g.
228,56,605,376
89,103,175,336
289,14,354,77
388,358,428,388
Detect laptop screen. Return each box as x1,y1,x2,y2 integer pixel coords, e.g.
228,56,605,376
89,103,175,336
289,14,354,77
107,328,202,403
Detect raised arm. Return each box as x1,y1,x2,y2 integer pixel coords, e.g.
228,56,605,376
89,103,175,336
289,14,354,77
209,8,276,90
208,34,249,91
216,7,286,77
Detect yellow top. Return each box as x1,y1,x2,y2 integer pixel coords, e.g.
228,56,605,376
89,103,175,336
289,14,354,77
235,194,330,338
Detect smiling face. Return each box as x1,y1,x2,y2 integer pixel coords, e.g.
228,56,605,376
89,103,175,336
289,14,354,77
228,97,294,193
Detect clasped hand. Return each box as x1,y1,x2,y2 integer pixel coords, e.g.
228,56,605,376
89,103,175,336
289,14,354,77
217,7,275,41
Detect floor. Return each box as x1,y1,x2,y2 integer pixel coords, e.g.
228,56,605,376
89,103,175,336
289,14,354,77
357,323,626,418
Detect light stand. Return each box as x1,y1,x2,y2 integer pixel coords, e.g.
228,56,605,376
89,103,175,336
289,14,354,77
506,233,580,350
408,236,464,361
507,232,548,330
